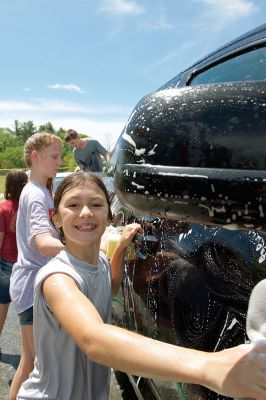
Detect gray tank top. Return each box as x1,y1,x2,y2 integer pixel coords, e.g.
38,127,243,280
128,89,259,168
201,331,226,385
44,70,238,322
18,250,112,400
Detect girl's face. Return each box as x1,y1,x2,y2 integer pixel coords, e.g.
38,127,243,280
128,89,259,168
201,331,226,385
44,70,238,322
37,141,62,179
55,181,109,261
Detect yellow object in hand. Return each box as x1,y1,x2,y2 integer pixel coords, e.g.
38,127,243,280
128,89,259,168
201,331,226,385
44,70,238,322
106,226,136,260
106,233,121,259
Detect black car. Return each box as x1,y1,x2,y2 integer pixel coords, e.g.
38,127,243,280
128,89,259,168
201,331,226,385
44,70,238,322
110,23,266,400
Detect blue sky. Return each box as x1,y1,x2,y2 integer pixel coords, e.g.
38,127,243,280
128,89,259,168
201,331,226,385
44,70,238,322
0,0,266,149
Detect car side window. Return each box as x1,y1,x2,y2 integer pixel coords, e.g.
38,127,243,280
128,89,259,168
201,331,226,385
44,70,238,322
189,45,266,86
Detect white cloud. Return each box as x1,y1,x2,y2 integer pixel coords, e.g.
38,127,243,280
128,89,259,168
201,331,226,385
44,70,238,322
0,99,129,146
195,0,258,18
144,0,258,74
0,99,131,116
183,0,259,60
47,83,83,94
146,50,181,71
0,101,39,112
98,1,174,35
23,87,32,92
145,40,196,71
98,0,144,16
138,13,173,31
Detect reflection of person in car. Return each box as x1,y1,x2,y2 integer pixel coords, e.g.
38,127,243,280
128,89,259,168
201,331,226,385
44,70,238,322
0,170,28,348
17,171,266,400
170,242,265,349
169,241,265,399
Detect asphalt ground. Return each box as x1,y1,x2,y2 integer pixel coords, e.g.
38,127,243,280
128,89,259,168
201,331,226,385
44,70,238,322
0,303,123,400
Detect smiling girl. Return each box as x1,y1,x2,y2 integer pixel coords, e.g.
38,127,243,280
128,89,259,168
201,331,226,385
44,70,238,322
9,132,65,400
16,171,266,400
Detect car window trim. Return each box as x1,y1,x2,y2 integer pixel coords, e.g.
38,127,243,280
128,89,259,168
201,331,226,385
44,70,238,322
186,39,266,86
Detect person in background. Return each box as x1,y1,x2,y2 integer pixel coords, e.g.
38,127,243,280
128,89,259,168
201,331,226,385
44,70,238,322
64,128,109,175
17,171,266,400
0,170,28,350
9,132,65,400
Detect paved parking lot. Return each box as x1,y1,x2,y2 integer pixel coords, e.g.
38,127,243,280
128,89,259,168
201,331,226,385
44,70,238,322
0,303,123,399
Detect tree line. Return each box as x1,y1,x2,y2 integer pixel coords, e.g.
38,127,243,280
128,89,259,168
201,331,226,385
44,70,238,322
0,120,77,172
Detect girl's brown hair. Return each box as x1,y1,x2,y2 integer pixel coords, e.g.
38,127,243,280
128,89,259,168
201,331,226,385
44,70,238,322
24,132,62,194
4,170,28,200
53,171,112,243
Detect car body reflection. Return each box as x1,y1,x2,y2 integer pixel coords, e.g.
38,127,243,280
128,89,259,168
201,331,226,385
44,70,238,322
111,211,266,400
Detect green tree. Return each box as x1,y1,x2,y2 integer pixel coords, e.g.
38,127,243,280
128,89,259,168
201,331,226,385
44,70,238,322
0,127,14,136
0,121,80,172
14,120,36,144
56,127,66,140
38,122,55,133
0,146,25,169
0,130,17,152
62,153,76,171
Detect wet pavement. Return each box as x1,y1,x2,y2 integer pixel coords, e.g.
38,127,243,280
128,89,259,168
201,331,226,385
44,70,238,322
0,303,123,399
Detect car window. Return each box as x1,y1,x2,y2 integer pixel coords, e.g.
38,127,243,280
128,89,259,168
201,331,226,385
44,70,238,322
189,45,266,85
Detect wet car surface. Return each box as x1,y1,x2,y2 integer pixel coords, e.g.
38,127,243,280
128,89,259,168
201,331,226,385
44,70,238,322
110,23,266,400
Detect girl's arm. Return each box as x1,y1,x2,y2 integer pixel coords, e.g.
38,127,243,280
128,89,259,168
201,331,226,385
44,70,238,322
34,232,64,257
43,273,266,400
28,195,64,257
110,223,141,296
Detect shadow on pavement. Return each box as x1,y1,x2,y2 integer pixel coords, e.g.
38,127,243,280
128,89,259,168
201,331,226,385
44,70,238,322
0,353,20,370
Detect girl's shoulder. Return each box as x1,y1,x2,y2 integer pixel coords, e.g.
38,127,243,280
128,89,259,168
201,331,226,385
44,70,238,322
0,199,18,212
34,252,82,292
21,181,50,203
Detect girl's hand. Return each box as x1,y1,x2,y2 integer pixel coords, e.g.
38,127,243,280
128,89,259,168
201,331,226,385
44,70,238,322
119,223,142,249
204,340,266,399
110,223,142,295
